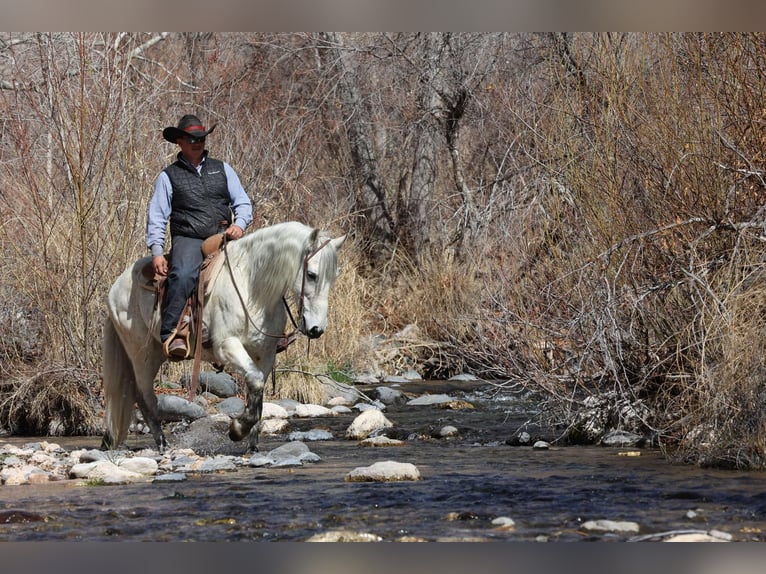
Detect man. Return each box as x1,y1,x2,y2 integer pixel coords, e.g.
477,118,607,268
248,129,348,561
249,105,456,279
147,114,253,358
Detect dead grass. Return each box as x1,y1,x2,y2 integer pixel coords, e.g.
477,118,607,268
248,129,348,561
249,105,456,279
0,367,102,436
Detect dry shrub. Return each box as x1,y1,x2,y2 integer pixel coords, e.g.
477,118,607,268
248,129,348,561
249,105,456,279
669,268,766,469
0,367,102,436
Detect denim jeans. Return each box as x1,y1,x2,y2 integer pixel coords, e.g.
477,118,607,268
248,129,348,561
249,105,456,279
161,235,204,342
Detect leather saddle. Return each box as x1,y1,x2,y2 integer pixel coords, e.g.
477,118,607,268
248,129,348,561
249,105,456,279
141,234,226,360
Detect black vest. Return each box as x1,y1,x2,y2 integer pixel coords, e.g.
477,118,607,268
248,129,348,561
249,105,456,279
164,155,232,239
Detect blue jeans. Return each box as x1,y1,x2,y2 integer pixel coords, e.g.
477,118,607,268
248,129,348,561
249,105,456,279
161,235,204,342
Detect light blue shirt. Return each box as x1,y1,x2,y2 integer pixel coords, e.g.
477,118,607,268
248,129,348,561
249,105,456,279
146,154,253,257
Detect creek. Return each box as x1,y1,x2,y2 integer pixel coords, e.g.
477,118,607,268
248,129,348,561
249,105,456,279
2,381,766,542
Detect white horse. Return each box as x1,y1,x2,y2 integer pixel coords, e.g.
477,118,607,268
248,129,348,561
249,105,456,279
102,221,346,452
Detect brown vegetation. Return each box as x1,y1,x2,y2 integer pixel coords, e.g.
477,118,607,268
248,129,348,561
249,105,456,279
1,33,766,468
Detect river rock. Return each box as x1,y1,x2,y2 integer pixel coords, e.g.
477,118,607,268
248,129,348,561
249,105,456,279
295,404,332,417
600,430,642,447
401,369,422,380
353,401,386,412
372,386,406,405
118,456,159,475
330,405,353,415
262,402,290,419
69,460,146,484
382,375,410,384
248,440,320,467
582,519,640,533
271,399,301,416
439,425,459,438
157,395,207,421
346,460,421,482
259,418,289,434
407,394,453,406
306,530,383,542
449,373,480,381
288,429,334,441
360,436,405,447
346,409,393,440
215,397,245,418
193,371,239,397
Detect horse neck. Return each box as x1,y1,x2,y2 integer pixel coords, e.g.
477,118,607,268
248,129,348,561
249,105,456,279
226,226,309,304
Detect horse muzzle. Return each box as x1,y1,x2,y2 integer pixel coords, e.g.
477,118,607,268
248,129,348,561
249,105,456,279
305,325,325,339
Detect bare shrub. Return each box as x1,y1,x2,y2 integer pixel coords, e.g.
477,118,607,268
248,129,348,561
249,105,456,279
0,367,102,436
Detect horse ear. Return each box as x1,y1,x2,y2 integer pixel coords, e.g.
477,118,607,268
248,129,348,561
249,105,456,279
331,234,346,251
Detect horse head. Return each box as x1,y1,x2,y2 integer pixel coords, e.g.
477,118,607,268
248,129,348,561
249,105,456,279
295,230,346,339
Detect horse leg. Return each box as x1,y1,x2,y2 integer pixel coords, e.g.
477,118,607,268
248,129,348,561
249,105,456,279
218,337,267,452
131,348,168,452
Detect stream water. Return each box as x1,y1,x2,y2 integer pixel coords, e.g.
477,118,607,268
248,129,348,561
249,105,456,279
2,382,766,543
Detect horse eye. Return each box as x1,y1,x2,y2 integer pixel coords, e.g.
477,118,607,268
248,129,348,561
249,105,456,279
306,270,318,281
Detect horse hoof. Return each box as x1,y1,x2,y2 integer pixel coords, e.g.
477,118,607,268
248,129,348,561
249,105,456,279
229,420,244,442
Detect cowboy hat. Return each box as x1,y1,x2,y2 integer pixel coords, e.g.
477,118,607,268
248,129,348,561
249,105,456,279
162,114,217,143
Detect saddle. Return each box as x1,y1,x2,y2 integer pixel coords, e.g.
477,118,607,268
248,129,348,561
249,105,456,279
142,233,226,361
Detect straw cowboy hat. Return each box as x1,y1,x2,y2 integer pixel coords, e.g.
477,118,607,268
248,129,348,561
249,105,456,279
162,114,217,143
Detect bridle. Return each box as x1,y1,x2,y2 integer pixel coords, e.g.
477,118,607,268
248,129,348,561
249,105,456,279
223,235,333,341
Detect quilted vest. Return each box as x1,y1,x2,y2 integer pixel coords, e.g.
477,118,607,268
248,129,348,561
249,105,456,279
164,155,232,239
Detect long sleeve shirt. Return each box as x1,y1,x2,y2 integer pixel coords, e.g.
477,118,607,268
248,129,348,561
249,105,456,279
146,154,253,257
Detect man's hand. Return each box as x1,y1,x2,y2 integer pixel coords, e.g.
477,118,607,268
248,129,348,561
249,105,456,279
224,224,244,240
152,255,168,277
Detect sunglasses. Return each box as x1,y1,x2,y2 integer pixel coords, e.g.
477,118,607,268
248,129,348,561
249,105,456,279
183,135,206,144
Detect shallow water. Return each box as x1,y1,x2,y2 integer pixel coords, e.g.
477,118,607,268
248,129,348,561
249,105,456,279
3,384,766,542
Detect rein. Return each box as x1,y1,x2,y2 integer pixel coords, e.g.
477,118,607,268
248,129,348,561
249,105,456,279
223,235,333,341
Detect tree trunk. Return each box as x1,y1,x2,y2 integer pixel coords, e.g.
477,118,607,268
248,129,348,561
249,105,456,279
316,32,394,260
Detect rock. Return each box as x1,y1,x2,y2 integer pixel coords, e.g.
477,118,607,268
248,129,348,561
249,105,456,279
118,457,158,475
294,404,332,417
353,401,385,412
372,386,406,405
449,373,480,381
306,530,382,542
439,425,459,438
346,409,393,440
248,441,321,467
259,418,289,435
352,373,380,385
360,436,405,447
270,399,301,416
326,396,352,407
663,530,732,542
346,460,421,482
215,397,245,418
407,394,453,406
288,429,334,441
532,441,550,450
492,517,516,531
382,375,409,384
181,371,238,398
262,402,290,419
401,369,422,380
153,473,187,483
330,405,352,415
600,430,642,447
582,519,640,533
157,395,208,422
69,460,145,484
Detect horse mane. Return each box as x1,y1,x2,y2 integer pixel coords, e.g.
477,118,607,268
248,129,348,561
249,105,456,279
222,221,317,304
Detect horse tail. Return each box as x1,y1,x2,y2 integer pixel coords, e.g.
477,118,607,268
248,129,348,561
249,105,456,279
101,315,136,449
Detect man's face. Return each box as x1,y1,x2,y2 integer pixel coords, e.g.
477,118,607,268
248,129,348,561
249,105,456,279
177,134,206,159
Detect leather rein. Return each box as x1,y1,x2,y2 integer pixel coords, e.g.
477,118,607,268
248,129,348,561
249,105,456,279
223,235,333,341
